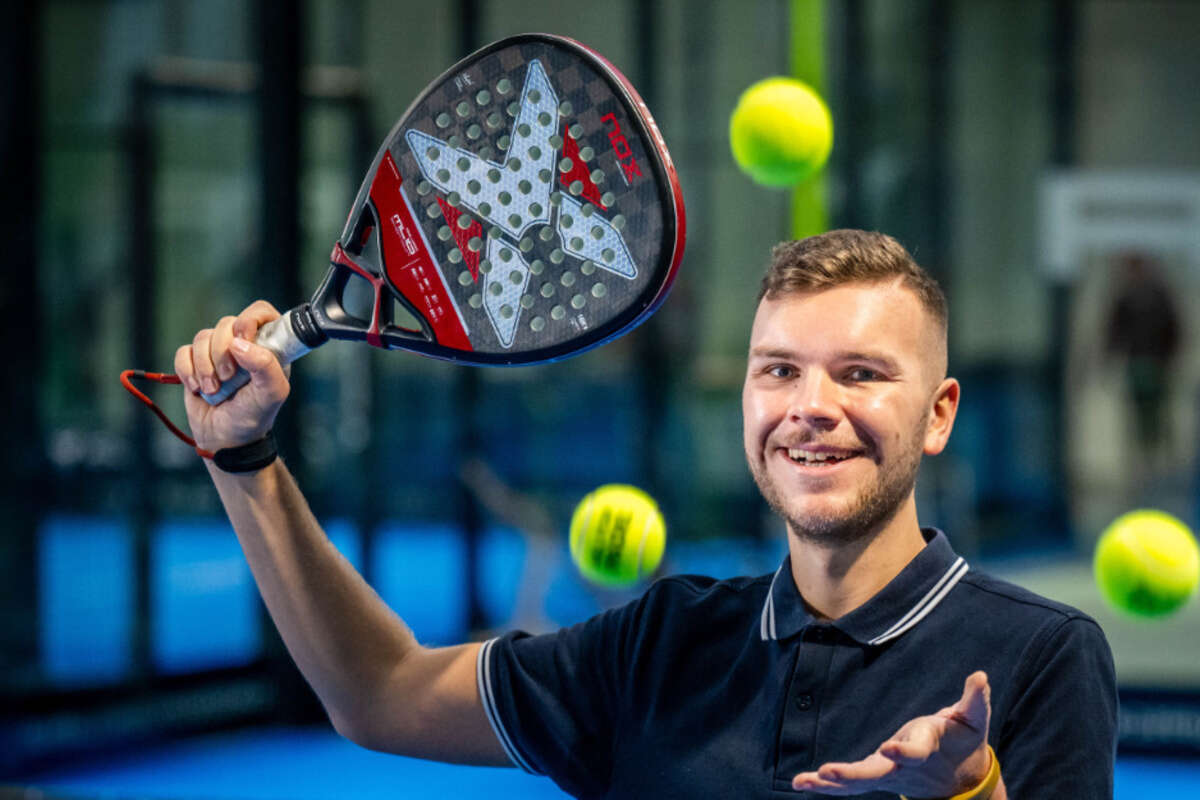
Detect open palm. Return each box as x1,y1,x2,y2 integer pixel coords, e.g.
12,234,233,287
791,671,995,797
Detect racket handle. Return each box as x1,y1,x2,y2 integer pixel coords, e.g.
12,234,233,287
200,304,327,406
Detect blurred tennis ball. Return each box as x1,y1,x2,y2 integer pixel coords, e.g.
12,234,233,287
570,484,666,588
1094,509,1200,618
729,76,833,187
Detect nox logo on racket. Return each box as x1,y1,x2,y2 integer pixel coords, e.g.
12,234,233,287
401,58,640,349
600,112,643,184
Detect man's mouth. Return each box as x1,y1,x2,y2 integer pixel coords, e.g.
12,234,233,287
783,447,864,467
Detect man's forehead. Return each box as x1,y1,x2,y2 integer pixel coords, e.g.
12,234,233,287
751,281,928,341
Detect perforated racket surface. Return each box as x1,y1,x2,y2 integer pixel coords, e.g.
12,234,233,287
320,33,685,364
126,33,685,417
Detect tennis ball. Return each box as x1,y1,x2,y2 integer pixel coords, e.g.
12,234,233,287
570,484,666,588
1094,509,1200,618
729,76,833,187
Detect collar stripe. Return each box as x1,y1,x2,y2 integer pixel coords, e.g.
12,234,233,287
868,558,969,646
477,637,542,774
760,565,784,641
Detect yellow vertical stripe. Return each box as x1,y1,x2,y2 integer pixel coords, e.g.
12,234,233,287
790,0,829,238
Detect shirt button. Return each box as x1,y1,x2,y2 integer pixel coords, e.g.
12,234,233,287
795,693,814,711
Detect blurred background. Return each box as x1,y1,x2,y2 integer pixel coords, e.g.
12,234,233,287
2,0,1199,796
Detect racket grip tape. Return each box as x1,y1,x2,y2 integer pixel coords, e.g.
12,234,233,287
200,304,328,406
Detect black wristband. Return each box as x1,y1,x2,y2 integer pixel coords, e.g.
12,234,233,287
213,431,278,473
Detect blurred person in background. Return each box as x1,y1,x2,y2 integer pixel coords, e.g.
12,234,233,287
1104,251,1183,472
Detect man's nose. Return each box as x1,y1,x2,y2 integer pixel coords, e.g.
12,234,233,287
788,371,843,429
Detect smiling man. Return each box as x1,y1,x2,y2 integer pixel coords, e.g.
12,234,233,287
736,231,1116,798
180,229,1116,800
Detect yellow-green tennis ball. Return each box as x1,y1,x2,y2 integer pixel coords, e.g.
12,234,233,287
1094,509,1200,618
570,484,666,588
729,76,833,188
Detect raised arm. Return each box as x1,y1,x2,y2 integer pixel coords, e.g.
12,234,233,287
175,301,509,766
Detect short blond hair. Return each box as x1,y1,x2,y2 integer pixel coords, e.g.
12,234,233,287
759,229,948,339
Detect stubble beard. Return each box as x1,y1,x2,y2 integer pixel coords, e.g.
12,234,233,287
748,421,927,547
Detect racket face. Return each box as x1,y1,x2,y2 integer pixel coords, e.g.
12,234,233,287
312,33,685,365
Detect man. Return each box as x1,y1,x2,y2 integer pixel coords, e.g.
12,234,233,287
1103,251,1181,463
177,229,1116,799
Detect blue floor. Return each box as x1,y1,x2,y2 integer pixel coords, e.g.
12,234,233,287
1114,755,1200,798
14,726,1200,799
17,727,568,799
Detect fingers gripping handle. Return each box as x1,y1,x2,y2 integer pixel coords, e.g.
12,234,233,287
200,304,328,405
199,313,303,405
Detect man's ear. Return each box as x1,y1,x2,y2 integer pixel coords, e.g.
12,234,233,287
924,378,959,456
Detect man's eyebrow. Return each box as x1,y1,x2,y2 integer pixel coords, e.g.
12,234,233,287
839,351,901,371
747,347,902,371
748,347,798,360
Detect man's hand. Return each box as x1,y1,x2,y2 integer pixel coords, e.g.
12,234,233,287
174,300,291,453
792,671,1002,798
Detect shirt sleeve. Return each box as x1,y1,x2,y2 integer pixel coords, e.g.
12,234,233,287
478,590,654,799
996,615,1118,799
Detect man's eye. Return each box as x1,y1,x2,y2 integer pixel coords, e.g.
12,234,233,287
767,365,795,379
847,367,880,382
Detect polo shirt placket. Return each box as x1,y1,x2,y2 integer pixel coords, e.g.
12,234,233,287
775,624,837,788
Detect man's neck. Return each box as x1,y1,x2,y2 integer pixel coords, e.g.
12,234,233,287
786,498,927,621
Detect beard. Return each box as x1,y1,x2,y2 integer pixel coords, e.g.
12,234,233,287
747,419,927,547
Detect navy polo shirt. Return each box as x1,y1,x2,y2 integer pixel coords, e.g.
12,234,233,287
477,529,1117,799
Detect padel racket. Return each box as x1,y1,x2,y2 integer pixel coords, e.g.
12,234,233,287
124,32,684,437
288,32,686,371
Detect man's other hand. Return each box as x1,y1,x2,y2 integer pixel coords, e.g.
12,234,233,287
791,671,1003,798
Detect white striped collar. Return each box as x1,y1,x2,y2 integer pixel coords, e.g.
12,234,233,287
758,528,968,645
759,563,783,641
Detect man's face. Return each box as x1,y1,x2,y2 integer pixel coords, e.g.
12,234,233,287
742,279,957,545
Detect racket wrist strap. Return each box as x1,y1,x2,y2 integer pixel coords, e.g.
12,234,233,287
212,431,278,473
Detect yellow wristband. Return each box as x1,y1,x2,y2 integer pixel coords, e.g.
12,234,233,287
900,745,1000,800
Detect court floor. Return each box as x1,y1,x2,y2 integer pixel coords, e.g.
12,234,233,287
11,725,1200,798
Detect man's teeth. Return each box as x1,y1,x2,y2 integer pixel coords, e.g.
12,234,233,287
787,449,852,464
